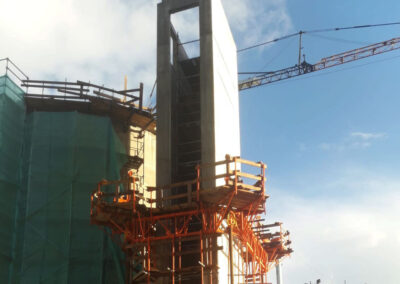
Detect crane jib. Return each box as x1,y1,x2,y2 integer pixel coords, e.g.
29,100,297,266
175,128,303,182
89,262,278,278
238,37,400,91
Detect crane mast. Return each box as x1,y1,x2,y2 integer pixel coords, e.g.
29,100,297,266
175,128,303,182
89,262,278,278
239,37,400,91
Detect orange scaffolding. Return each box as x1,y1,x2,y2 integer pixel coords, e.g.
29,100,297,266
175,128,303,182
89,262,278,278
90,155,292,283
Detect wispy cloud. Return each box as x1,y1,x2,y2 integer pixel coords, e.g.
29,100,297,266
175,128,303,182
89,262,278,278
222,0,292,48
319,131,387,151
267,172,400,284
351,131,386,140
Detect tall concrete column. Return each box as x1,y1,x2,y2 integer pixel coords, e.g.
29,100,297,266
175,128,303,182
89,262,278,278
199,0,215,179
156,1,173,188
156,0,240,283
156,0,240,187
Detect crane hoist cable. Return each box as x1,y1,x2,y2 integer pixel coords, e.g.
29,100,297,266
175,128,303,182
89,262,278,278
237,21,400,53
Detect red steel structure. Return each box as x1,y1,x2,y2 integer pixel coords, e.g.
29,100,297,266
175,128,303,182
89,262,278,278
90,155,292,283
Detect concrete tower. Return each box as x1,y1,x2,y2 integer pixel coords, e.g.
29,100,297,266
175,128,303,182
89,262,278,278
156,0,241,282
156,0,240,188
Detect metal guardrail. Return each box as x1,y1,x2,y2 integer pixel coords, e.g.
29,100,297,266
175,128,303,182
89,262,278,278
0,57,29,86
1,58,146,111
21,79,144,110
91,155,267,214
90,174,151,216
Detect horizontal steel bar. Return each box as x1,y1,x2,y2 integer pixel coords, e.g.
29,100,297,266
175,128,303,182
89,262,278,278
21,84,89,92
23,80,79,85
236,172,263,181
236,158,264,168
25,94,85,99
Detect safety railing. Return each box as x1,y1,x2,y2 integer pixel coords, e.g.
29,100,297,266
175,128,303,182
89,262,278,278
196,154,266,195
90,172,155,216
148,155,267,210
91,155,267,214
20,79,144,110
130,131,144,160
147,180,197,209
0,58,29,86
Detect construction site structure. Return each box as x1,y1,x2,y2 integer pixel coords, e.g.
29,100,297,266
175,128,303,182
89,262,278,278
0,57,156,283
91,155,292,283
2,2,399,283
91,0,292,283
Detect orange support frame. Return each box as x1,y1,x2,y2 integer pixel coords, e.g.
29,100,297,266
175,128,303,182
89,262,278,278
90,156,292,283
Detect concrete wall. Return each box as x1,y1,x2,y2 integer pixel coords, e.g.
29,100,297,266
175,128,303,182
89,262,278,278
199,0,240,187
211,0,240,168
143,130,156,188
217,233,246,284
158,0,240,188
212,0,240,185
142,130,156,208
129,128,156,207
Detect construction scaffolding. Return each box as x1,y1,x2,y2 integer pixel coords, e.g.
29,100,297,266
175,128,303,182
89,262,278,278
0,74,26,282
91,155,292,283
0,58,157,284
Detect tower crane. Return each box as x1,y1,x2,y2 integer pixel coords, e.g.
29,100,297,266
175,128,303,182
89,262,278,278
239,37,400,91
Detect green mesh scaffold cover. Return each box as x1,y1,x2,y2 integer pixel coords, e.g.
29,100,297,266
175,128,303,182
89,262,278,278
0,76,25,282
0,76,128,284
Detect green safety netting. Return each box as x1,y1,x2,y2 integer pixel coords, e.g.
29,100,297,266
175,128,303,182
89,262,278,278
0,76,25,282
0,75,128,284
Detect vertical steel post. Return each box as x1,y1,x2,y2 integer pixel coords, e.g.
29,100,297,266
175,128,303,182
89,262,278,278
150,188,153,217
298,31,303,66
178,238,182,284
234,157,238,194
132,176,136,213
147,239,151,284
200,233,204,284
172,238,175,284
225,154,231,186
139,82,144,110
252,257,256,284
229,226,235,284
196,165,201,201
262,164,266,211
209,236,213,284
245,248,248,284
240,244,243,284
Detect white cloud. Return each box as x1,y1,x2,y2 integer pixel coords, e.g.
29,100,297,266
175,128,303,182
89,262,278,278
267,172,400,284
0,0,159,104
1,0,292,106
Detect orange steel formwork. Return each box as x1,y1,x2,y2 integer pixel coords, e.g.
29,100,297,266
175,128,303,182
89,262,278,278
90,155,292,283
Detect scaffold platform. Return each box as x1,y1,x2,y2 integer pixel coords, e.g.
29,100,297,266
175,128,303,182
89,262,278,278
90,156,292,283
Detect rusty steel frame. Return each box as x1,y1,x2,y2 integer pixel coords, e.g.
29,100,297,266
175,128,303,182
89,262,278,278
20,79,145,110
90,156,292,283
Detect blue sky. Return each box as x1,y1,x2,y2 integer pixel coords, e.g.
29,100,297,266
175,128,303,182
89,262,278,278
237,2,400,201
234,1,400,283
1,0,399,283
